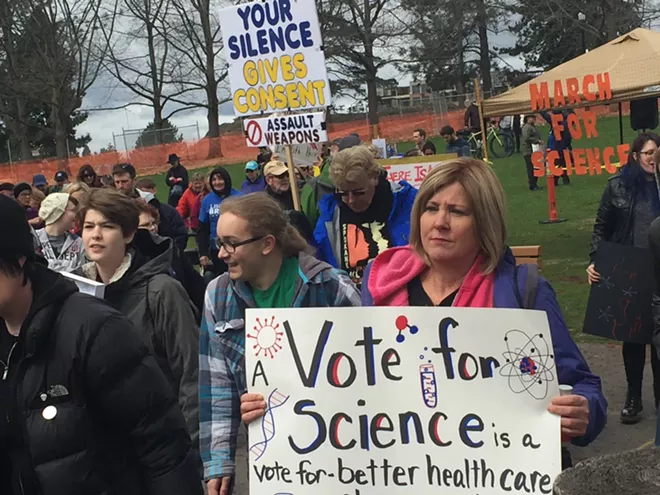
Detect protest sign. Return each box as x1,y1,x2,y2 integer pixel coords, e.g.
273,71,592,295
272,143,321,168
219,0,331,117
246,307,561,495
528,72,631,178
244,112,327,147
61,271,105,298
378,154,457,188
583,241,654,344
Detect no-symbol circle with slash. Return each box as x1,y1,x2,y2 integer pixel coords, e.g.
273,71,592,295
246,120,263,146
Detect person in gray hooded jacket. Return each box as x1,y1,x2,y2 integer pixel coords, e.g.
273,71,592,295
35,193,86,273
75,188,201,471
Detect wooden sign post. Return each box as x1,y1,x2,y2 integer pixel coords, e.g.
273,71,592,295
285,144,301,211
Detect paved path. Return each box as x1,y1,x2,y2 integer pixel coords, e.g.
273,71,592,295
231,342,657,494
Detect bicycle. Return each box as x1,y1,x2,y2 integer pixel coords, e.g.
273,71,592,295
461,124,515,160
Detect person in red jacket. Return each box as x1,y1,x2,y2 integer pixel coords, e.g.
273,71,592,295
177,172,206,232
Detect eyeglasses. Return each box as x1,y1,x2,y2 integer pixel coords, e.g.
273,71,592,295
215,235,265,253
640,150,656,157
336,189,367,198
83,173,94,178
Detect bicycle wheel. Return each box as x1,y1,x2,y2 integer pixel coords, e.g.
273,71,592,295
489,132,513,159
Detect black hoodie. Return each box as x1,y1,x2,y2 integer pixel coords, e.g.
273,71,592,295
0,263,201,495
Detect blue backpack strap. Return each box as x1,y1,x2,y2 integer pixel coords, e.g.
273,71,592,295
513,263,540,310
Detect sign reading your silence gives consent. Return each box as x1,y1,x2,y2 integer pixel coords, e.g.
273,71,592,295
219,0,331,117
246,307,562,495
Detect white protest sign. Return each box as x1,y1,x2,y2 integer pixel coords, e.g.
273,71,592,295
272,142,321,168
61,271,105,298
246,307,561,495
244,112,327,147
219,0,331,117
382,161,443,188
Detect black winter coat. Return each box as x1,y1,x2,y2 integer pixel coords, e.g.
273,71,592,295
75,231,201,467
1,264,201,495
149,196,188,251
590,175,636,263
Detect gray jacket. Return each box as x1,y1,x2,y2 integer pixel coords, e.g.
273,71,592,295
35,228,86,273
75,232,201,469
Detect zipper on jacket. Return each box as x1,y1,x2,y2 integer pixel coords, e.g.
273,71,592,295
1,341,17,381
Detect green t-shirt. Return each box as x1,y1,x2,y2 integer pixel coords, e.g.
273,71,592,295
252,257,300,308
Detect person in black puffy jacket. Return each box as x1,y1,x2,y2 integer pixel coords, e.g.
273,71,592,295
0,195,201,495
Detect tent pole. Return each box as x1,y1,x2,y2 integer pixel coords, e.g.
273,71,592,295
618,103,624,145
474,78,490,164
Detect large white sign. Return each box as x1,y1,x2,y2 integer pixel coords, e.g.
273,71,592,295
244,112,327,147
246,307,562,495
219,0,331,117
382,161,444,188
272,143,321,168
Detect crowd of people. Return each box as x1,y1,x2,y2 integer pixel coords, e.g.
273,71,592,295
7,125,660,495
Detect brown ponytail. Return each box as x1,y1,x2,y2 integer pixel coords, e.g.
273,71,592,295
219,194,310,257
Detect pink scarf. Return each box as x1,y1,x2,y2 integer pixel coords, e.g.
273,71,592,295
368,246,495,308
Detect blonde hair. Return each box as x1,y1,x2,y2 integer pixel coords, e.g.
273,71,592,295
329,145,381,187
219,193,309,257
410,158,508,274
64,181,91,195
30,189,46,205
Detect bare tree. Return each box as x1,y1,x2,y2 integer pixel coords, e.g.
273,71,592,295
0,0,111,160
166,0,230,156
100,0,197,142
317,0,409,134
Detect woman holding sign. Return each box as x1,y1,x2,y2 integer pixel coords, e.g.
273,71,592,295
588,132,660,424
199,194,360,495
358,158,606,468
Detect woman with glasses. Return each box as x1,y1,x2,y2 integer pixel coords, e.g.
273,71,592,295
199,194,360,495
588,132,660,424
314,145,417,288
76,164,102,188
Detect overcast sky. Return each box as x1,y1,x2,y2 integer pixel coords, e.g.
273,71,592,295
78,29,525,153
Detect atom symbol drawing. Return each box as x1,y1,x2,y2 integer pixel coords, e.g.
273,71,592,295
622,287,637,298
600,277,615,290
248,316,284,359
499,330,556,400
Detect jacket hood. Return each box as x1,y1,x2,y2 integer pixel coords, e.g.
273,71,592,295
23,263,78,353
79,230,173,291
209,167,233,197
367,246,426,305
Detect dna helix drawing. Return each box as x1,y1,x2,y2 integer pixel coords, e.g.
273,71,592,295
249,388,290,462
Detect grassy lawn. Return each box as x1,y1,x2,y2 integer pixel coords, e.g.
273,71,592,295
147,114,639,339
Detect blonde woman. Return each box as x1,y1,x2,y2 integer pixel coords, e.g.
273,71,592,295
314,145,417,287
200,193,360,495
360,157,606,469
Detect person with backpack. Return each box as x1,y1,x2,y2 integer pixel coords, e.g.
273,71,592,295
199,194,360,495
360,158,606,469
0,195,201,495
75,188,201,471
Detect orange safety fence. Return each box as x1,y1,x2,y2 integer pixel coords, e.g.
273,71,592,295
0,103,632,184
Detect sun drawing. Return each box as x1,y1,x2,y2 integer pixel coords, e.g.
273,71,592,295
248,316,284,359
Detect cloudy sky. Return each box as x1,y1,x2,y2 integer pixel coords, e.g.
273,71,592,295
78,28,525,153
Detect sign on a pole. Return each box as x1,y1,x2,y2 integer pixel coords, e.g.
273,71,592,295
244,112,327,147
246,307,562,495
219,0,331,117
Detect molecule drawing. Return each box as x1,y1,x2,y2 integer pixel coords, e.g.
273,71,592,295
248,316,284,359
249,388,290,462
395,315,419,343
499,330,556,400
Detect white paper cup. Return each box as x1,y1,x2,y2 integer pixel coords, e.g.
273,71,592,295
559,384,574,396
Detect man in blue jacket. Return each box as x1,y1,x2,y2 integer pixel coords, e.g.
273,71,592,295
240,161,266,194
440,125,471,157
314,145,416,288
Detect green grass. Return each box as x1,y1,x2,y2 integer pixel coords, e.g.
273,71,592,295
148,115,637,339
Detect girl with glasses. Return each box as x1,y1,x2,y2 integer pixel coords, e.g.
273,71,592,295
588,132,660,424
200,194,360,495
76,164,102,188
